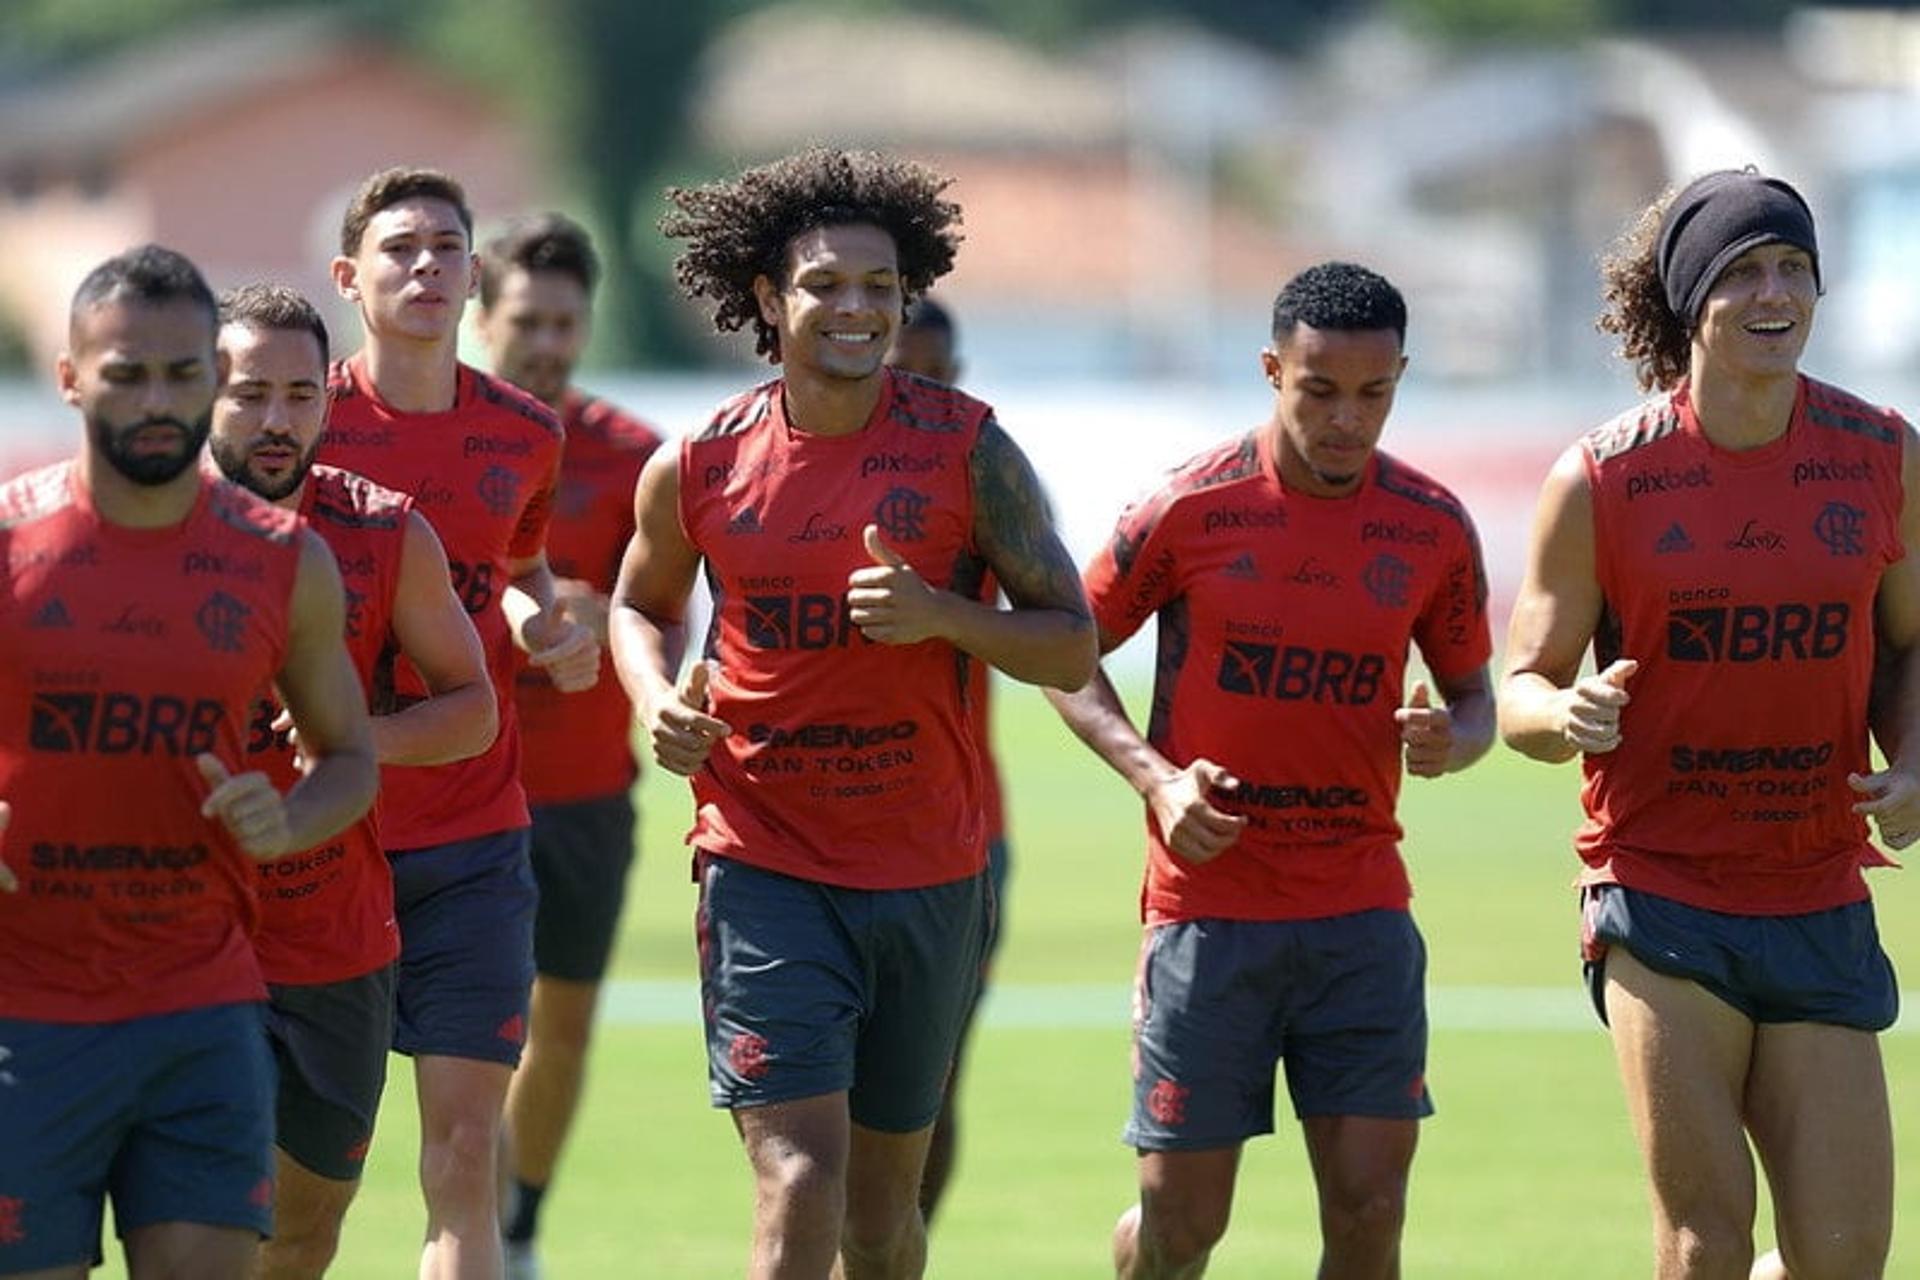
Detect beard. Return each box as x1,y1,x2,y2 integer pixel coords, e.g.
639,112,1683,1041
208,431,316,502
89,408,212,487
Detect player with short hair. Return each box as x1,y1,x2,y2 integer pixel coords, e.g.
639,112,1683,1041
209,282,497,1280
1050,261,1494,1279
319,167,600,1280
1501,168,1920,1280
475,213,663,1280
615,146,1096,1279
0,245,377,1280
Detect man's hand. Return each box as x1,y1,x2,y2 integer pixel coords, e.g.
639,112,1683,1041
1394,680,1458,778
554,577,612,645
846,526,949,645
1146,758,1247,864
1561,658,1637,753
649,660,732,776
1850,767,1920,850
525,596,601,693
196,754,296,860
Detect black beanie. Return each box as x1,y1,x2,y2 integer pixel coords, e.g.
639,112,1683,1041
1655,169,1821,326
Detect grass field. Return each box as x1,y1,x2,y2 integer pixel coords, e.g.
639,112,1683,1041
103,680,1920,1277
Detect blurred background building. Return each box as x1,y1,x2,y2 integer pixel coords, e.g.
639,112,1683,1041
4,0,1919,619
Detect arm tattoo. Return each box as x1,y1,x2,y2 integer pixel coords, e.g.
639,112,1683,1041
969,417,1090,617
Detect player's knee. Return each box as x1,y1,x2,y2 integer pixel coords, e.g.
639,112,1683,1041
754,1144,847,1222
1665,1218,1754,1277
258,1218,343,1280
420,1116,501,1202
1320,1181,1408,1244
839,1200,921,1268
1138,1191,1231,1268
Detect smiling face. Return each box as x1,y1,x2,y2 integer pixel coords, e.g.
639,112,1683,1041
1692,241,1817,383
1262,323,1406,498
754,222,901,381
332,196,477,344
210,322,328,504
60,297,219,487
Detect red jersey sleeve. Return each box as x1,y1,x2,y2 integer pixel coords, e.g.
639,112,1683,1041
1084,484,1185,646
1411,510,1493,682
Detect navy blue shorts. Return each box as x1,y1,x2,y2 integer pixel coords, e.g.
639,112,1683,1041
983,836,1010,965
389,827,537,1065
529,793,637,983
0,1002,276,1273
266,965,395,1182
1581,885,1899,1030
696,855,989,1133
1125,912,1433,1152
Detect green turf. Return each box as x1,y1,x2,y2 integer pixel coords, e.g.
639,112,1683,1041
98,679,1920,1275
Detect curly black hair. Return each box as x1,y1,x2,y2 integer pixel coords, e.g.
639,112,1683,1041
660,147,962,362
1270,261,1406,345
1597,185,1690,393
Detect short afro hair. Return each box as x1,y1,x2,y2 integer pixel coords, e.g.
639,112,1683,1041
660,147,962,362
1270,261,1407,347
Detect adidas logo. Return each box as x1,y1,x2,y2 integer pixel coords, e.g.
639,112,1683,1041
1222,552,1260,580
726,507,763,535
1654,522,1694,554
31,597,74,628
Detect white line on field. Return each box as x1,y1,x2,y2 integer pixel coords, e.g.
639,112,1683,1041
598,981,1920,1034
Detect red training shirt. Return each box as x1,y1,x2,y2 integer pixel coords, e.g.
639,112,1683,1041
320,353,562,850
516,391,662,805
1084,432,1491,924
0,465,301,1021
678,370,990,889
1576,376,1906,914
246,465,408,985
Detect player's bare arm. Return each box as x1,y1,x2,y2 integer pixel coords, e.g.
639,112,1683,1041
1500,444,1636,762
506,547,600,694
1398,666,1496,779
375,509,498,764
610,448,730,776
1852,421,1920,848
1046,626,1246,864
202,528,377,859
850,417,1093,689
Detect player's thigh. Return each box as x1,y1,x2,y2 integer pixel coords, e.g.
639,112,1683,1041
1746,1021,1891,1272
698,856,865,1112
1125,920,1289,1152
1300,1115,1419,1210
851,871,989,1134
528,794,635,984
266,966,394,1184
121,1221,256,1280
388,829,537,1066
0,1019,132,1275
111,1004,276,1249
1282,910,1432,1124
268,1147,360,1247
1601,947,1756,1213
733,1091,852,1191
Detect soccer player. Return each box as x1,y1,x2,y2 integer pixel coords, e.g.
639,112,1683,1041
208,283,497,1280
474,214,663,1279
1049,262,1494,1280
319,168,600,1280
1501,169,1920,1280
613,146,1096,1280
0,246,377,1280
881,297,1005,1225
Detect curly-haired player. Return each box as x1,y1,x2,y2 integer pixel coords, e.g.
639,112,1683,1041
613,147,1095,1279
1503,169,1920,1279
